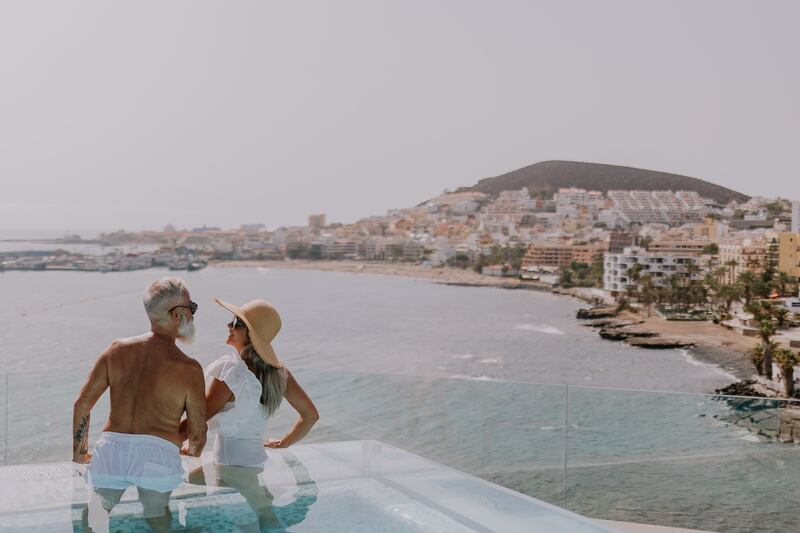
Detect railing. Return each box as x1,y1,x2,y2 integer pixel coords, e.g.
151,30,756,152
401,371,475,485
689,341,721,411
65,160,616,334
1,368,799,533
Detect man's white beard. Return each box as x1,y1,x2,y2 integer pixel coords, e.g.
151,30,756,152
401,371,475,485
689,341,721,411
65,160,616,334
177,315,196,344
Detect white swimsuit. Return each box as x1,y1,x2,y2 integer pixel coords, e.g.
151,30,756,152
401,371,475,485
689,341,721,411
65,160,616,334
204,353,286,467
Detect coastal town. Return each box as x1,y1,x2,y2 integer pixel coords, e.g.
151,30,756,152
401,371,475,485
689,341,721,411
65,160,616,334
4,185,800,403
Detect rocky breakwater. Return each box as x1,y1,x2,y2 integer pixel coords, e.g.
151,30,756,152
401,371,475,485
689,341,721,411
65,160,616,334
598,327,658,341
714,381,800,444
576,305,694,349
575,304,620,320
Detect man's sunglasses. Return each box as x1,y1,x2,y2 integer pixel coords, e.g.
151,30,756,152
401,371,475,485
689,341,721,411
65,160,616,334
228,317,247,330
169,301,198,315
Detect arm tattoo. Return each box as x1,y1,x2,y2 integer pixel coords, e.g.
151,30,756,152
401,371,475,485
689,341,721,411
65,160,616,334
74,414,89,454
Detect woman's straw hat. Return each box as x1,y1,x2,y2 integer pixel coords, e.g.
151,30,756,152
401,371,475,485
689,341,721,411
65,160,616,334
215,298,283,368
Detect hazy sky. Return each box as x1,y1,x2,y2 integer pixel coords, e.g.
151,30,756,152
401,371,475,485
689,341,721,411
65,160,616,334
1,1,798,237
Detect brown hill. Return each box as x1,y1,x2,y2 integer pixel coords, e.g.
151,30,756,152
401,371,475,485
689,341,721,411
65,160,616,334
464,160,749,204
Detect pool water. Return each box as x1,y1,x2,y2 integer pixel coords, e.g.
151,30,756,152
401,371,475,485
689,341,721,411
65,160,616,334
0,440,616,532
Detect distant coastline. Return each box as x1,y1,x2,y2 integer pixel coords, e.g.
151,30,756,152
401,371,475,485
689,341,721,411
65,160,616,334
211,259,548,289
212,259,757,387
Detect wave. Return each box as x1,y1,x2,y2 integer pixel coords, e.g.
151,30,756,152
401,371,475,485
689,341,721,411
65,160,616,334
513,324,565,335
679,349,738,382
447,373,500,382
450,354,475,360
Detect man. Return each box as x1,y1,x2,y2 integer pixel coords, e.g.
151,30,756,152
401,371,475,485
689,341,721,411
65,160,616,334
72,277,207,530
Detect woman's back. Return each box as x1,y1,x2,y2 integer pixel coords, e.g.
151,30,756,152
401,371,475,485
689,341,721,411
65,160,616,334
205,352,287,466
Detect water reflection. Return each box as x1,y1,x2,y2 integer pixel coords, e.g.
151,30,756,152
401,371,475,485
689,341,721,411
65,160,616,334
73,451,317,532
185,451,318,532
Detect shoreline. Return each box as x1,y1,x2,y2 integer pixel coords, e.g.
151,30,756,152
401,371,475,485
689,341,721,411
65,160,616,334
212,259,757,388
211,259,552,290
612,310,758,383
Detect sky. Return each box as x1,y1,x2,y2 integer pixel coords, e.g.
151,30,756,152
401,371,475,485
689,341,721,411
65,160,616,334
0,0,798,238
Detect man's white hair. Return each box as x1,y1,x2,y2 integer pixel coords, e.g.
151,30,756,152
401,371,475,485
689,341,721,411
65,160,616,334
143,277,189,325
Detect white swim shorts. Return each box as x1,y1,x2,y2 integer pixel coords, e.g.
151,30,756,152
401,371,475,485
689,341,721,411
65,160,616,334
88,431,184,493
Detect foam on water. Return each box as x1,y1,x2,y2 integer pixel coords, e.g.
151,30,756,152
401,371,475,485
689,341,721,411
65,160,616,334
513,323,565,335
679,349,739,382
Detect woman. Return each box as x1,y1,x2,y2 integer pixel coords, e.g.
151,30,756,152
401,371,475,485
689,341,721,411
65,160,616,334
183,298,319,531
190,297,319,465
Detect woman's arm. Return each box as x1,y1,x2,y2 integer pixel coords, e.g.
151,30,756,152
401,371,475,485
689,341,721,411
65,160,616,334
180,378,233,441
265,371,319,448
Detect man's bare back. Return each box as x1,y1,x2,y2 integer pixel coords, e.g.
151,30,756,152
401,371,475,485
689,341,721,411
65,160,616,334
72,279,207,463
103,333,204,448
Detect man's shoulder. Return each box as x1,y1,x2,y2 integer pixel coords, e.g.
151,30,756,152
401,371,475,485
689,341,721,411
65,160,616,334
103,334,148,357
170,350,203,373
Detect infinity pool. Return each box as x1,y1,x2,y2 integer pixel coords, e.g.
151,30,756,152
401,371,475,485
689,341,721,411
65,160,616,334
0,440,616,532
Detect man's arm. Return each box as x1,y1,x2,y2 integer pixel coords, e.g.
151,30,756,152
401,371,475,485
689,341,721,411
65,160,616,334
184,361,207,457
72,346,112,462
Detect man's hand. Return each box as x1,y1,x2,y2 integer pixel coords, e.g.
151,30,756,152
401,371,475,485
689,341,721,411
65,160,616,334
72,452,93,464
264,438,286,449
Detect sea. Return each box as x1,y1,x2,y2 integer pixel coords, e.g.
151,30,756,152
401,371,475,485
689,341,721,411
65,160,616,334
1,260,799,532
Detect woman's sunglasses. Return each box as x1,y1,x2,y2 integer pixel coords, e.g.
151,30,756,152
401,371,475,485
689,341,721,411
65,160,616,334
227,317,247,330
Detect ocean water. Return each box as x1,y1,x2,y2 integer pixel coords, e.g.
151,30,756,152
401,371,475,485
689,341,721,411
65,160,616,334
2,266,800,532
0,266,731,390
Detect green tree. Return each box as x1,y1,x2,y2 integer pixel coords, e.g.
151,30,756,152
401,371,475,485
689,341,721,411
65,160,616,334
625,263,643,302
758,318,777,380
747,301,778,380
716,283,742,314
750,341,774,376
559,268,574,288
762,238,779,293
774,348,800,397
702,243,720,255
774,271,794,297
640,274,656,317
738,271,759,306
724,260,738,285
765,201,787,219
447,253,471,269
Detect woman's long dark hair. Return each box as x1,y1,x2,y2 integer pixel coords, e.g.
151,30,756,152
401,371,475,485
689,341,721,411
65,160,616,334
240,345,288,416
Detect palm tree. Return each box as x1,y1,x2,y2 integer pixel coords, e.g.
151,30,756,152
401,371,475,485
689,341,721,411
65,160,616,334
758,319,777,380
773,307,790,329
625,263,643,302
774,271,793,297
668,274,682,307
717,283,742,315
750,341,777,376
774,348,800,397
725,259,738,285
640,274,656,317
738,271,758,306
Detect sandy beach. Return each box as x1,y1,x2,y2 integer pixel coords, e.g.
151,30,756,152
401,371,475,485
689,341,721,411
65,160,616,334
614,310,760,382
211,259,549,289
212,259,758,384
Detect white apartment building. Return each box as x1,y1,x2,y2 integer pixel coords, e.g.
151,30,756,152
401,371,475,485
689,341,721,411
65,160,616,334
485,188,535,219
603,246,704,295
607,190,708,226
718,239,768,277
555,188,604,217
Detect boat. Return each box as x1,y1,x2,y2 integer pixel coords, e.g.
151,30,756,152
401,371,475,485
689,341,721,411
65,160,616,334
187,261,207,271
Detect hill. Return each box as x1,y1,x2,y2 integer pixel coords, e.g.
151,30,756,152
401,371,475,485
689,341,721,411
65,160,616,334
464,161,749,204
